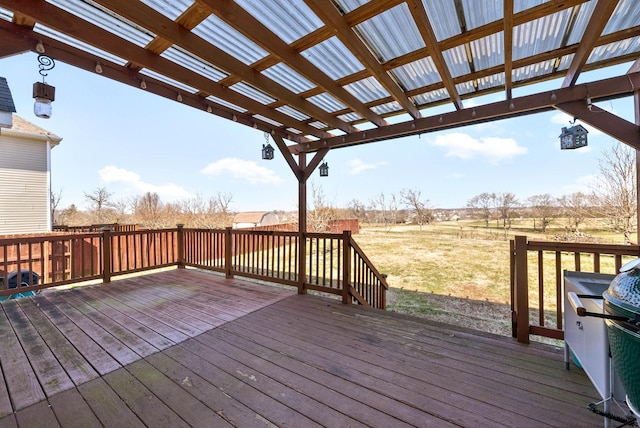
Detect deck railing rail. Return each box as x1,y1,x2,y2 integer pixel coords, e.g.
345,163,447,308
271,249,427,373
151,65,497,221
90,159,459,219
510,235,640,343
0,226,387,309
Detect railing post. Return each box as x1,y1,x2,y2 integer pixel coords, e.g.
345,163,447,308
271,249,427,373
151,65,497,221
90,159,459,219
513,235,530,344
342,230,351,304
298,231,307,295
101,226,112,284
225,227,233,279
176,224,185,269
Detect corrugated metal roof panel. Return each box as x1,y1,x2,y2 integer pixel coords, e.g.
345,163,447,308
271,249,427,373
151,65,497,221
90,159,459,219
514,0,547,14
161,46,228,82
252,114,282,127
371,101,402,115
604,0,640,35
565,1,596,45
513,9,572,60
261,63,315,94
302,36,364,80
337,112,362,122
229,82,276,105
332,0,367,14
412,88,449,105
206,96,246,113
512,59,555,82
391,57,441,90
422,0,461,41
307,92,347,113
0,6,12,21
587,36,640,64
354,3,425,62
139,68,198,93
477,72,505,90
470,32,504,71
286,127,303,135
462,0,502,30
48,0,154,48
139,0,193,21
235,0,323,44
193,15,268,66
309,121,328,129
34,24,128,65
276,105,310,121
455,81,476,95
443,45,471,78
344,77,389,103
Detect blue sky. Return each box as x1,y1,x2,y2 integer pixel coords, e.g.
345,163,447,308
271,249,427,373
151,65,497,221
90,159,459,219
2,52,636,213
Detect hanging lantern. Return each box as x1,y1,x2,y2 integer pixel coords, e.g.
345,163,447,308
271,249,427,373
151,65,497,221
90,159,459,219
32,54,56,119
559,124,588,150
319,161,329,177
262,143,274,160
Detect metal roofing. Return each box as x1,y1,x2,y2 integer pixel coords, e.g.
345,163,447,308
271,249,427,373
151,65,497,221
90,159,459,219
0,0,639,153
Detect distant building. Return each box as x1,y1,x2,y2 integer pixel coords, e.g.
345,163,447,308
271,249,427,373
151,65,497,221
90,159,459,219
0,113,62,235
232,211,279,229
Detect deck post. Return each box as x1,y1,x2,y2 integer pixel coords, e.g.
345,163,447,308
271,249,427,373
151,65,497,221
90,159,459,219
342,230,351,304
176,224,185,269
513,235,530,344
101,226,112,283
298,152,307,295
225,227,233,279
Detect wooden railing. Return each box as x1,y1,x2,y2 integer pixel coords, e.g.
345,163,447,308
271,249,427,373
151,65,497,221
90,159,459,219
0,226,387,309
510,235,640,343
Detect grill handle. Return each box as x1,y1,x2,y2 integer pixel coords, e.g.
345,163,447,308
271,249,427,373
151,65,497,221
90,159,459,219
567,291,636,323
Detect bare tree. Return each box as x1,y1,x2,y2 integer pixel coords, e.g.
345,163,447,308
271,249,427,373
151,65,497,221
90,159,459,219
400,188,431,229
51,188,63,226
559,192,591,233
495,192,519,228
347,198,368,224
84,187,114,224
308,182,336,232
369,192,399,230
591,143,637,243
527,193,557,232
133,192,166,228
467,192,496,227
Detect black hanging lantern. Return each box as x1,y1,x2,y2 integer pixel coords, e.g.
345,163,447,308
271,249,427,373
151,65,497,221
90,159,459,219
32,54,56,119
262,132,274,160
262,143,274,160
319,161,329,177
559,123,588,150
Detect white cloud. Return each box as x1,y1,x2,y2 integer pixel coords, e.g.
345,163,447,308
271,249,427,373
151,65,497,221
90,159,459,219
98,165,193,201
201,157,283,184
559,174,598,195
347,159,387,175
428,132,527,164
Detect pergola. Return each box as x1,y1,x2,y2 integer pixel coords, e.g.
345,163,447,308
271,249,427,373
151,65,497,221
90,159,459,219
1,0,639,232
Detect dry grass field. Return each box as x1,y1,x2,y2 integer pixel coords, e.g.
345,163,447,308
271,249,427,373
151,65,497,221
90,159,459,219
353,220,628,339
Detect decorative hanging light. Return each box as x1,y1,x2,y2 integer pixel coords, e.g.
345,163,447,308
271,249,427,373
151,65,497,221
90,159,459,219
319,161,329,177
32,54,56,119
261,132,274,160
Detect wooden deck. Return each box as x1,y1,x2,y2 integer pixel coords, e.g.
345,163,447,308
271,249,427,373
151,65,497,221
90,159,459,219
0,268,607,427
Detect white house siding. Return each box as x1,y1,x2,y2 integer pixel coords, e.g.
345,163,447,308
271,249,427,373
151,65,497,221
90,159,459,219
0,136,51,235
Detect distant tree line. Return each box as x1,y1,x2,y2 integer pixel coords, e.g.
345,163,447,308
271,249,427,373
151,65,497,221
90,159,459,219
52,144,637,241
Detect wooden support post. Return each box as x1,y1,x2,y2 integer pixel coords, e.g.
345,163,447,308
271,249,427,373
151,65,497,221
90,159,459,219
101,226,111,283
342,230,351,304
298,152,307,295
176,224,185,269
225,227,233,279
513,235,530,344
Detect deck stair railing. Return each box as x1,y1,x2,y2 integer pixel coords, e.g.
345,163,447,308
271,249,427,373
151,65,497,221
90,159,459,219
510,235,640,343
0,226,387,309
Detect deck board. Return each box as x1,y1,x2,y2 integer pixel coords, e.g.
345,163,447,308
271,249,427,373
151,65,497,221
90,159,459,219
0,268,610,427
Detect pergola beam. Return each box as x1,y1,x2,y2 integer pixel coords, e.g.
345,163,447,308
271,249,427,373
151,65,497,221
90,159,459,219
562,0,618,87
554,100,640,150
290,71,640,153
503,0,514,100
